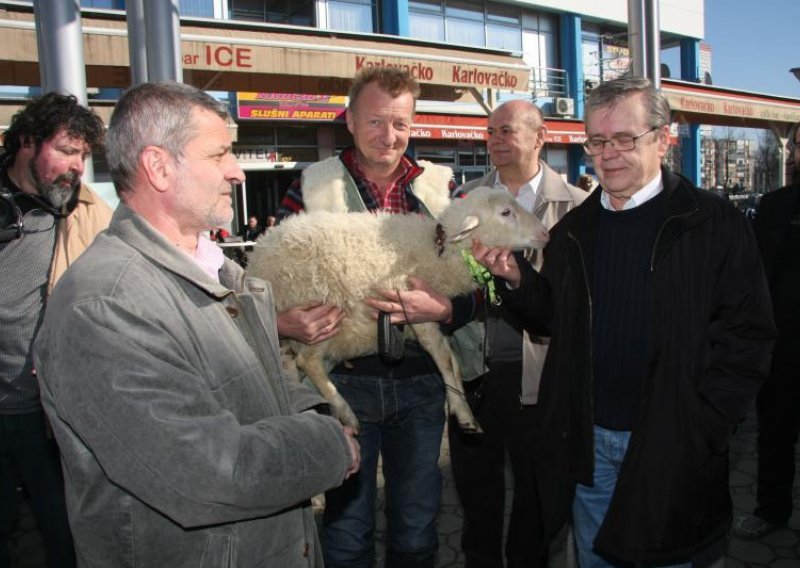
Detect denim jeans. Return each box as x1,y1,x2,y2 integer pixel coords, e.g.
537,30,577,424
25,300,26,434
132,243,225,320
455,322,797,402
322,372,446,568
573,425,691,568
0,411,75,568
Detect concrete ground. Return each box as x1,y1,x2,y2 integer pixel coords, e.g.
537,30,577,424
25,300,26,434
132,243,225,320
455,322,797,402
8,409,800,567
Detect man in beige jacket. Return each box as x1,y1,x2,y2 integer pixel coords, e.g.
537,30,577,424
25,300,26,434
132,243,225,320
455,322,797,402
0,92,110,568
450,99,586,568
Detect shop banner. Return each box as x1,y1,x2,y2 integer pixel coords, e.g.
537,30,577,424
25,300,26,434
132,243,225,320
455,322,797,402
238,92,346,121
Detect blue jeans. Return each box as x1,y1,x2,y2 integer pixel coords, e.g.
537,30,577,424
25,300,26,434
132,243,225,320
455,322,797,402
322,372,446,568
573,425,690,568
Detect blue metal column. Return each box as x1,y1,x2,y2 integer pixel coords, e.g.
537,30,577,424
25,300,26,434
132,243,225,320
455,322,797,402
381,0,409,36
560,13,584,183
679,38,701,186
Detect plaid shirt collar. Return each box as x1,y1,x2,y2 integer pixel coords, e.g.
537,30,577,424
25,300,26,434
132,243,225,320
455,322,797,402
341,147,423,214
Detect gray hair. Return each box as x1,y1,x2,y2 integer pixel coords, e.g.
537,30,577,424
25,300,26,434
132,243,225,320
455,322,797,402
106,82,230,196
585,76,671,129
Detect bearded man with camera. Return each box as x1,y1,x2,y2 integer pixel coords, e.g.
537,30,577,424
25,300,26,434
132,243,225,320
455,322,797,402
0,92,110,568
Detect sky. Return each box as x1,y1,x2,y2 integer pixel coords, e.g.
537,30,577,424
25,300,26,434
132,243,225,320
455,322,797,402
696,0,798,98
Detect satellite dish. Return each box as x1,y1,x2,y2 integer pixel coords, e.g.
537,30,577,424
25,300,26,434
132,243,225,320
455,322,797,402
661,63,671,78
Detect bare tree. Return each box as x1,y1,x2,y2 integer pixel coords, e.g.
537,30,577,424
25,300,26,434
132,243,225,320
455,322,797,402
753,130,780,193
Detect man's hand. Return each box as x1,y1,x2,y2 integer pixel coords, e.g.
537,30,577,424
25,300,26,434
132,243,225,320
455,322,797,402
277,303,344,344
471,239,521,289
342,425,361,479
364,276,453,325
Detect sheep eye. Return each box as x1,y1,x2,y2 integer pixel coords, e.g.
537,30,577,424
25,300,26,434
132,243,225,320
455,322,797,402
501,208,512,217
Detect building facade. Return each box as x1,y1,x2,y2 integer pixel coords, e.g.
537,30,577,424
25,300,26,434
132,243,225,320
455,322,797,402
2,0,798,226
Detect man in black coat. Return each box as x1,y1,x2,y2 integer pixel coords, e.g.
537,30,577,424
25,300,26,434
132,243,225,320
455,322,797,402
733,121,800,539
472,76,776,567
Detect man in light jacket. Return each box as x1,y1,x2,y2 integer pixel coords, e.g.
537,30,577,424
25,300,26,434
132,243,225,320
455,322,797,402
1,92,110,568
33,82,359,568
450,99,586,567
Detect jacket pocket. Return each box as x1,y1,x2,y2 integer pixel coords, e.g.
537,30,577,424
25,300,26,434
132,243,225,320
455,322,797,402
200,532,235,568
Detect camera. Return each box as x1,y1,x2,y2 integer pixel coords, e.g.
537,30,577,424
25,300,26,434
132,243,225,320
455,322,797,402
0,192,23,243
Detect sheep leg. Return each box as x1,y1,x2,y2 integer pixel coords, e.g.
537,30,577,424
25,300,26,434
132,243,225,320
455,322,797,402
412,323,481,433
295,348,361,434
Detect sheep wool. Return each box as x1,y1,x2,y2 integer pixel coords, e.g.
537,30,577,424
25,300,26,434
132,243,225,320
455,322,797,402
249,187,549,433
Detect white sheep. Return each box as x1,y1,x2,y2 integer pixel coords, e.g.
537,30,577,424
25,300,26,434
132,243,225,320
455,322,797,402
248,187,549,433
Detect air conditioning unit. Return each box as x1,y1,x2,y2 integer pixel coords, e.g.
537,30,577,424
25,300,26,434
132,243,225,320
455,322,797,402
554,97,575,117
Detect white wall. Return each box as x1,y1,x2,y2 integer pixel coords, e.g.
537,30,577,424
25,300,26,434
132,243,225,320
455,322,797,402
513,0,704,39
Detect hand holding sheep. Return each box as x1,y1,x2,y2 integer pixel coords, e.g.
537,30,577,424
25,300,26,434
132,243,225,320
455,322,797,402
277,302,345,344
471,239,522,289
364,276,453,325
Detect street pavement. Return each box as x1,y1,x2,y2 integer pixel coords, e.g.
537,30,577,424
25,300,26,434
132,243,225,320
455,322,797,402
8,409,800,567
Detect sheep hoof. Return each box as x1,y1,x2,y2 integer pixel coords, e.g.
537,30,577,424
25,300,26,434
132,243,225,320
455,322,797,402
458,418,483,434
330,393,361,434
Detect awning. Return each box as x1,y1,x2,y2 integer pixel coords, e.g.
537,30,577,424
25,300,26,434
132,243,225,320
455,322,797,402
411,115,589,144
0,5,531,100
662,79,800,130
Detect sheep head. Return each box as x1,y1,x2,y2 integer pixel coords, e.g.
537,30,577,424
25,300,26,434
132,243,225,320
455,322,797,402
438,186,550,251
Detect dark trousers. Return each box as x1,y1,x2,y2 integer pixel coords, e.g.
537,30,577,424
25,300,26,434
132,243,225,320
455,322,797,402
754,342,800,523
0,411,75,568
448,360,547,568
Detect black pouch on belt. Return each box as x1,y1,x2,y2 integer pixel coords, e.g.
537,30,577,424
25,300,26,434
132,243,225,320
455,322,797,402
378,311,405,365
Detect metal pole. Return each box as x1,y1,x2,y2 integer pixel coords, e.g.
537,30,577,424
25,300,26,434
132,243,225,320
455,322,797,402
627,0,661,88
144,0,183,82
126,0,148,85
32,0,95,181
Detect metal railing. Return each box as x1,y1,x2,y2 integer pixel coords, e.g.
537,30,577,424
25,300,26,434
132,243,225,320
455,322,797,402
529,66,570,99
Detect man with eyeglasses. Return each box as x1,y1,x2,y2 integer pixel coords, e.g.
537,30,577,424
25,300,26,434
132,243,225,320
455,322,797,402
472,76,775,567
733,121,800,540
0,93,110,568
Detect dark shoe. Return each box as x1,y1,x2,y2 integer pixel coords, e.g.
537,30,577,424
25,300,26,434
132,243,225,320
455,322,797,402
731,515,782,539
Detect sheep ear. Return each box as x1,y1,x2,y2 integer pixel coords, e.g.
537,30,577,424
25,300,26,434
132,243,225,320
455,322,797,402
448,215,480,243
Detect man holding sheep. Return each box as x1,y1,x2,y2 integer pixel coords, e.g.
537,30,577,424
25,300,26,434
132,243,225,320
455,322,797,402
32,82,359,567
277,67,472,568
449,99,586,568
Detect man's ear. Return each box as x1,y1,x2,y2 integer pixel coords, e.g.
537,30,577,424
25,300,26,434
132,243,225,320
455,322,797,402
535,125,548,148
140,145,174,193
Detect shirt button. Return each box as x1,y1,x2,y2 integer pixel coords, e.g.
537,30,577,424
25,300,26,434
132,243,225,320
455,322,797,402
302,543,310,557
225,306,238,318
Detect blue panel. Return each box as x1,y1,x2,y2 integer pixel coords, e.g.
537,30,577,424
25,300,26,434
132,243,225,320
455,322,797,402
559,13,583,117
680,38,700,82
680,123,701,186
382,0,409,36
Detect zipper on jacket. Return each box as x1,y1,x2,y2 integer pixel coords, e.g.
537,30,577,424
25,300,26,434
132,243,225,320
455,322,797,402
649,207,699,272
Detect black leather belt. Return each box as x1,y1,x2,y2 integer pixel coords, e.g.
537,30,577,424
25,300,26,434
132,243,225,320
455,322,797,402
332,342,437,379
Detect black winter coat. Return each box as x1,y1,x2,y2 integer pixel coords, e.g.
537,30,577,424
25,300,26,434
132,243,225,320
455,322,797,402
501,168,775,564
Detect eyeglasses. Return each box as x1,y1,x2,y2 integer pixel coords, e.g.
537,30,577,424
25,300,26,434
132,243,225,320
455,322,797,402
582,126,660,156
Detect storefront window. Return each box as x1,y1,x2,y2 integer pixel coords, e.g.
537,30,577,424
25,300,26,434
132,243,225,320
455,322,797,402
328,0,375,33
230,0,314,26
445,0,485,47
276,126,317,146
180,0,215,17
